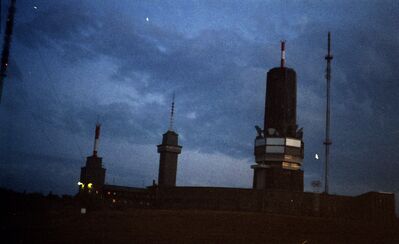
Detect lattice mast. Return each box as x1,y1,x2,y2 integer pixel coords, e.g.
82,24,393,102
0,0,16,103
324,32,333,194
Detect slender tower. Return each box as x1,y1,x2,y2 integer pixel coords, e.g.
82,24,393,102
0,0,16,103
157,94,182,188
324,32,333,194
79,123,106,193
252,41,304,191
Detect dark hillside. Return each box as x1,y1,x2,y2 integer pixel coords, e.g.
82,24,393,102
2,188,398,244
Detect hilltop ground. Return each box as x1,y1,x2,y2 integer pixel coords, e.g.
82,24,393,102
2,188,399,243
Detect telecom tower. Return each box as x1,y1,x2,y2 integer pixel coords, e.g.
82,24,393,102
157,94,182,188
252,41,304,191
324,32,333,194
79,123,106,193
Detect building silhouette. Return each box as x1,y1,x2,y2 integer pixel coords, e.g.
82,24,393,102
252,41,304,191
157,95,182,188
157,130,182,188
77,41,396,224
79,123,106,194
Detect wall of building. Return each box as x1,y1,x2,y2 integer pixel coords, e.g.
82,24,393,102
99,186,396,224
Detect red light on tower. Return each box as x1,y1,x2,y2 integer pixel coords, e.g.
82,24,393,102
93,123,101,157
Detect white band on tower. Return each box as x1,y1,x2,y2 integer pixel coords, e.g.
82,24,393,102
93,123,101,156
281,40,286,68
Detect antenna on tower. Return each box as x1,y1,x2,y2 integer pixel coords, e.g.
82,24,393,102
168,92,175,131
323,32,333,194
280,40,286,68
93,122,101,157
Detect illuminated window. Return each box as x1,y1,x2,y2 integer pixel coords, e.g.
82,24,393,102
77,182,85,189
282,162,300,170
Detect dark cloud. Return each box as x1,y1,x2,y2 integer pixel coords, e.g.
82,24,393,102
0,150,80,194
1,1,399,210
14,4,268,156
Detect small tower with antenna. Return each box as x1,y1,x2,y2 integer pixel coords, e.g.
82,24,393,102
157,94,182,188
323,32,333,194
79,123,106,194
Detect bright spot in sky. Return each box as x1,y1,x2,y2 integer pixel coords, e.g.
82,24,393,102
146,17,149,22
186,111,197,120
33,6,38,9
315,154,319,160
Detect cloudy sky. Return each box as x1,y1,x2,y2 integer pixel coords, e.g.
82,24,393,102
1,0,399,205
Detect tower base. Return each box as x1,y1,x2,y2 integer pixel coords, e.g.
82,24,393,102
80,156,106,193
252,166,303,192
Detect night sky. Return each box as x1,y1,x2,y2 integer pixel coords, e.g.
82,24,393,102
1,0,399,207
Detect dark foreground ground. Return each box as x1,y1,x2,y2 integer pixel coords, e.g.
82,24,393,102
1,189,399,243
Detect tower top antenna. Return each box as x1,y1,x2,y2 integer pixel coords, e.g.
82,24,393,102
280,40,286,68
168,93,175,131
93,123,101,157
325,32,333,62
